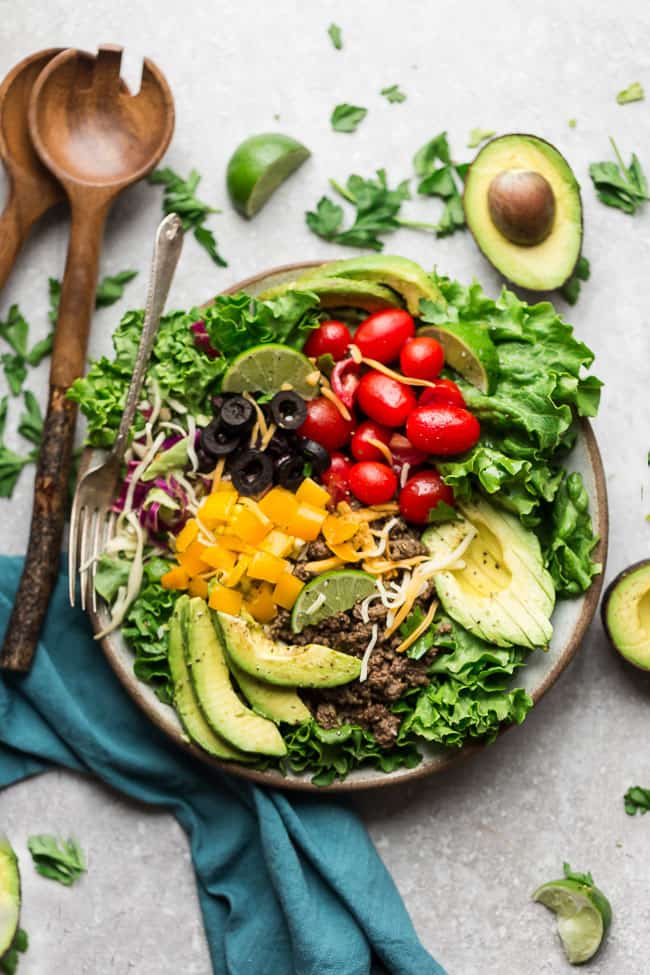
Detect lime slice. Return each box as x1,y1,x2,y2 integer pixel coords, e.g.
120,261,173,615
222,344,318,398
533,878,612,964
226,133,311,218
418,321,499,394
291,570,377,634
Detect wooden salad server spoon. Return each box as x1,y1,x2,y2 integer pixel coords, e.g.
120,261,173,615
0,48,65,289
0,45,174,672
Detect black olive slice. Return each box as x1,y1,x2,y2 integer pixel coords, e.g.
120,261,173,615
230,449,275,496
220,395,255,434
269,391,308,431
275,453,305,491
199,419,240,458
299,438,330,476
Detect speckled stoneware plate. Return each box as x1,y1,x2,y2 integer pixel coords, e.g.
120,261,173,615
87,261,609,792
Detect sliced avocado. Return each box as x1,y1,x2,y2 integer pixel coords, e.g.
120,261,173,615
602,560,650,671
227,656,311,724
216,612,361,687
0,836,20,960
417,321,499,394
290,255,444,315
168,597,254,762
260,276,402,312
464,134,582,290
185,598,286,757
422,497,554,649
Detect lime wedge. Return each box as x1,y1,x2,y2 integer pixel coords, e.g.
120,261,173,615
221,343,318,398
291,570,377,634
418,321,499,394
226,133,311,218
533,878,612,964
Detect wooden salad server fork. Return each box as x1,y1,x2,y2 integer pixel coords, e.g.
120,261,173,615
0,48,65,289
0,45,174,672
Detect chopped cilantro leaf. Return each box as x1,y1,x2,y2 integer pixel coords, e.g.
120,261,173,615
414,132,467,237
307,169,411,250
559,255,590,305
48,277,61,323
27,834,86,886
327,23,343,49
330,103,367,133
589,138,649,214
18,390,44,446
624,785,650,815
95,269,138,308
563,862,595,888
380,84,406,103
568,118,577,129
0,396,35,498
467,128,495,148
616,82,644,105
427,500,460,524
149,167,227,266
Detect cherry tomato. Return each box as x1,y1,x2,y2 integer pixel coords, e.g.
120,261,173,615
303,319,352,361
399,470,455,524
330,357,361,410
388,433,428,468
399,336,444,381
419,379,466,408
350,420,391,462
322,451,353,504
406,403,480,456
354,309,415,364
298,397,355,452
349,461,398,505
357,371,417,428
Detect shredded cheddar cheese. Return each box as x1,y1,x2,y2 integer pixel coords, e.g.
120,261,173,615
321,385,352,421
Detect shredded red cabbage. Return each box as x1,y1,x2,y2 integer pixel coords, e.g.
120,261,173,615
191,320,220,359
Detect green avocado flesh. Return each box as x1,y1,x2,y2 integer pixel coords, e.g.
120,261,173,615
291,255,444,315
260,276,401,312
185,598,286,757
422,497,555,649
227,657,310,724
603,561,650,670
168,597,253,762
464,134,582,290
216,612,361,687
0,837,20,960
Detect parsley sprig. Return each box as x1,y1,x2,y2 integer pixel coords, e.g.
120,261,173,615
414,131,467,236
27,834,86,886
149,167,227,266
589,138,649,214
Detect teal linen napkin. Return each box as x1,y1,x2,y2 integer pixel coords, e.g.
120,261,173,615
0,557,446,975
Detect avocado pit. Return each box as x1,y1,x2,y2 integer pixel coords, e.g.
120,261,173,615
487,169,556,246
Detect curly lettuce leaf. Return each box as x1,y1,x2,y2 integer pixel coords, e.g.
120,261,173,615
203,290,320,358
541,471,601,595
121,557,178,703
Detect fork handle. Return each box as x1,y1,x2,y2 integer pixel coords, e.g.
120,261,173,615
0,198,109,672
111,213,184,463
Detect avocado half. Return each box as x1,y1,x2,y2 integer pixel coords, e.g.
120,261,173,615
601,560,650,671
463,134,582,291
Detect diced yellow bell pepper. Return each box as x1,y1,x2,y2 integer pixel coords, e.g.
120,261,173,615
161,566,190,590
198,491,238,528
296,477,331,509
246,582,277,623
188,576,209,599
209,584,243,615
258,487,298,528
178,540,209,576
260,529,294,559
229,503,272,546
286,503,328,542
213,533,255,554
200,545,237,573
175,519,199,553
272,572,304,610
322,513,359,545
222,554,251,588
247,550,289,584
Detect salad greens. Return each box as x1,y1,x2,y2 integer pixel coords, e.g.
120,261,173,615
27,835,86,886
589,139,649,214
121,557,179,703
148,167,227,267
380,85,406,104
624,786,650,815
330,104,367,133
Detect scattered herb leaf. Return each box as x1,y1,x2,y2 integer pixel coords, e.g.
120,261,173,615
467,128,495,148
149,167,227,266
568,118,577,129
380,84,406,104
95,269,138,308
616,82,644,105
330,103,367,133
0,396,35,497
0,928,28,974
559,255,590,305
414,132,467,236
327,23,343,50
18,390,44,446
427,500,460,524
563,862,595,888
48,277,61,323
27,834,86,886
589,138,649,214
624,785,650,815
306,170,414,250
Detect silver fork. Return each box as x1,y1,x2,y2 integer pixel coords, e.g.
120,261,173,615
69,213,184,610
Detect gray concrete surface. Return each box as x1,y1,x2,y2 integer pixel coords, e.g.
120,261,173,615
1,0,649,971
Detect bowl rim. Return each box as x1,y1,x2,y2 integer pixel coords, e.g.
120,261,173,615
89,260,609,793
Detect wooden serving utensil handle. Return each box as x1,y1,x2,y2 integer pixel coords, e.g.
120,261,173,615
0,187,45,291
0,197,110,671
